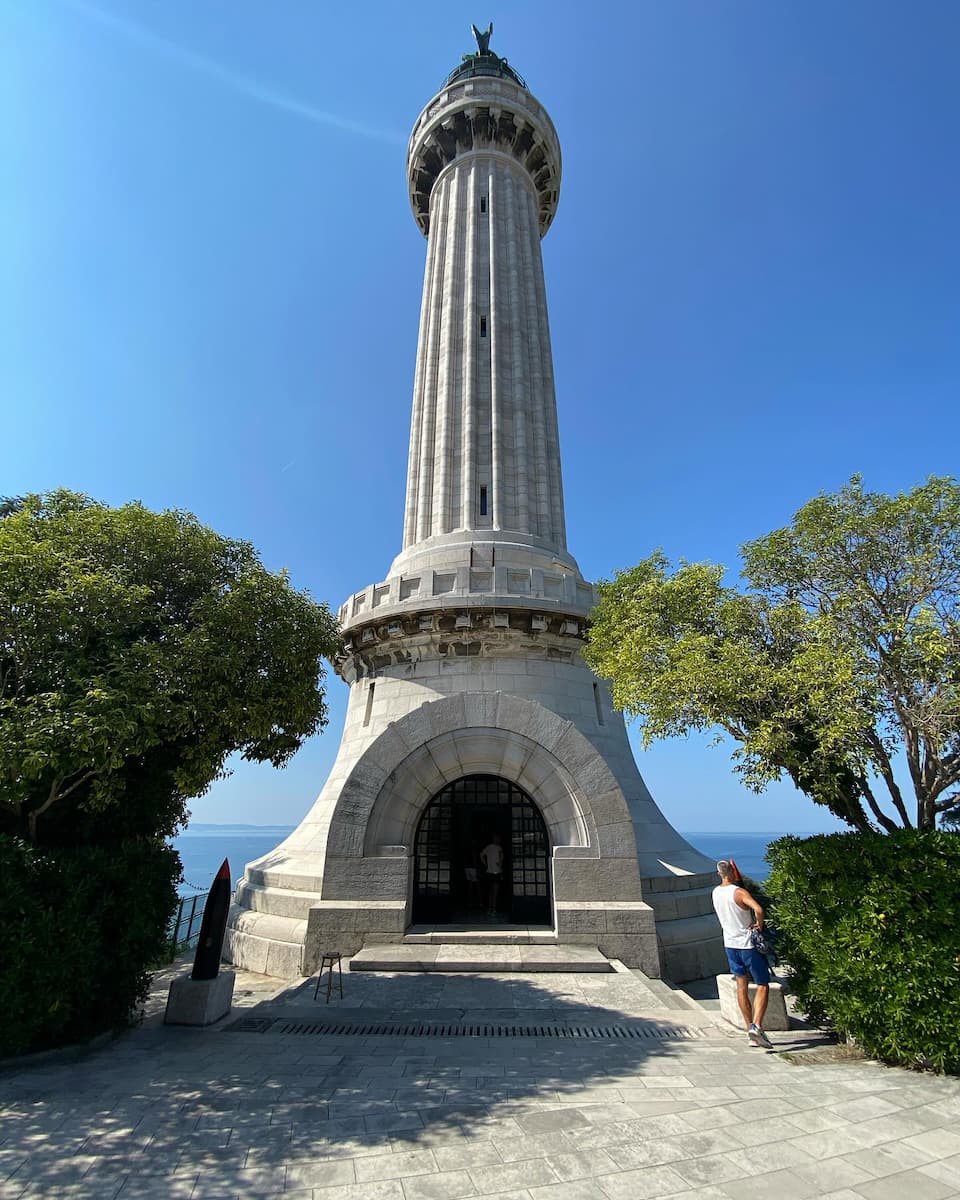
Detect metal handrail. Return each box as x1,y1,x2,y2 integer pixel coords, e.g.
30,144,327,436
445,55,526,90
167,892,208,958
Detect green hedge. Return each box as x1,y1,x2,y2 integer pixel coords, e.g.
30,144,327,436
0,836,179,1058
766,830,960,1074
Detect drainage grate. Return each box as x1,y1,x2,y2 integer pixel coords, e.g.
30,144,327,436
226,1018,705,1041
223,1017,276,1033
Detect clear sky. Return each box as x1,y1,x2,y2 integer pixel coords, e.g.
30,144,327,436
4,1,958,834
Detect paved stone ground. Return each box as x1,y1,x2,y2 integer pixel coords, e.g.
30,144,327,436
2,958,960,1199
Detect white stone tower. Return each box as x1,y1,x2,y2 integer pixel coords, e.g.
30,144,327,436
226,32,726,982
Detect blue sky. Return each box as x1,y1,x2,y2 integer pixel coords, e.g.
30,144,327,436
4,1,958,834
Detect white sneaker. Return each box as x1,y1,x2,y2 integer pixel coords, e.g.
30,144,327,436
749,1023,773,1049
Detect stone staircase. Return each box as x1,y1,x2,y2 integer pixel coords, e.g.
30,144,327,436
349,943,614,972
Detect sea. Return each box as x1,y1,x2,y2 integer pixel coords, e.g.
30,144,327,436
173,825,297,896
172,825,805,895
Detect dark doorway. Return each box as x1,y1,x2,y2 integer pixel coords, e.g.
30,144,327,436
412,775,551,926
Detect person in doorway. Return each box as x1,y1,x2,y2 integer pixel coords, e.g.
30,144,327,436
480,833,504,916
712,859,773,1048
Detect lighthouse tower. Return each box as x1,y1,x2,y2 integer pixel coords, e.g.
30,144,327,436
226,31,725,982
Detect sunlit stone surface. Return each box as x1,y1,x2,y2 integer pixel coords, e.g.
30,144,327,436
226,40,726,982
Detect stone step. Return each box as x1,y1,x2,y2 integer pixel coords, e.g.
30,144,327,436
234,879,320,921
404,924,557,946
349,943,614,973
630,973,707,1013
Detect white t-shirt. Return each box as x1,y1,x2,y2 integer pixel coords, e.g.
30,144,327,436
480,842,503,875
712,883,754,949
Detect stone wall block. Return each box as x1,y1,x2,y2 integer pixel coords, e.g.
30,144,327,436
323,819,366,859
253,869,324,893
340,758,389,811
405,750,448,795
427,694,468,736
603,905,657,934
552,858,600,901
515,754,564,796
303,903,408,974
321,856,410,900
497,734,534,782
425,734,463,778
595,820,641,859
552,727,617,797
224,927,268,976
363,795,423,854
675,889,716,919
390,698,452,753
452,733,505,774
597,933,661,975
265,941,303,979
544,814,590,852
644,893,679,920
226,908,307,942
303,933,363,974
233,882,315,920
554,905,606,934
496,694,567,751
306,901,407,933
587,788,632,828
642,870,716,895
362,726,411,775
594,859,644,901
463,691,502,729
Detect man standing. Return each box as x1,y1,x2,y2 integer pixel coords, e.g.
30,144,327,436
480,833,504,917
712,860,773,1048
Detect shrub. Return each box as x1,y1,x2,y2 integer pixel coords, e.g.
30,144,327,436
0,836,179,1057
766,830,960,1074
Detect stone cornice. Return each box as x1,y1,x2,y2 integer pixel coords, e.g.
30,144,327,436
407,75,561,238
336,604,588,683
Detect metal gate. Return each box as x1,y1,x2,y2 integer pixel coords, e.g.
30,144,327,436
412,774,551,925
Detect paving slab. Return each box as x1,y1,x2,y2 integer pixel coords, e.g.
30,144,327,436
1,956,959,1200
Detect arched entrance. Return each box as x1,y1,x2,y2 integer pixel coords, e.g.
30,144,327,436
412,774,552,926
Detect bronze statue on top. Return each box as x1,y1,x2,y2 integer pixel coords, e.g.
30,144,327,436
471,22,493,55
447,20,525,89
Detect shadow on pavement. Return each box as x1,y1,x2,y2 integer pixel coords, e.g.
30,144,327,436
0,963,742,1193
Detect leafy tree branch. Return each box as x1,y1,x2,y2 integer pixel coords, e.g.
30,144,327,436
0,489,342,845
585,476,960,832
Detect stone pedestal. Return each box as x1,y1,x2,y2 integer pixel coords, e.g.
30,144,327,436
716,973,790,1031
164,970,236,1026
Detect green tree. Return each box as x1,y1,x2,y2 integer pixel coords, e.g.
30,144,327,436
584,477,960,832
0,489,341,845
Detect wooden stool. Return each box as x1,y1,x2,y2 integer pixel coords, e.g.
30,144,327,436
314,951,343,1003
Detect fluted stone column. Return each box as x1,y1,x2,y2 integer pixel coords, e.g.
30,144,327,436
225,44,727,984
403,154,564,550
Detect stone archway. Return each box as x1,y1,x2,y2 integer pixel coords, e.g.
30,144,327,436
295,693,663,976
359,719,594,860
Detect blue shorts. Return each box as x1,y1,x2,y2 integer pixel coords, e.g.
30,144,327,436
726,947,770,985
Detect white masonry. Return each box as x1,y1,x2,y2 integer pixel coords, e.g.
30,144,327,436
226,42,725,982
